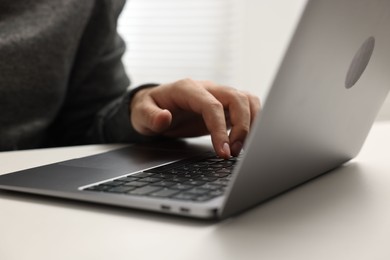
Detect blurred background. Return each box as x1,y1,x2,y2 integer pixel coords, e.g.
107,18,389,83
118,0,390,120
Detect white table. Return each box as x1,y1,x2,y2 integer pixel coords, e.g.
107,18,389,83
1,122,390,260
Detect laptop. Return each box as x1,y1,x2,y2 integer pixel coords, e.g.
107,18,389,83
1,0,390,219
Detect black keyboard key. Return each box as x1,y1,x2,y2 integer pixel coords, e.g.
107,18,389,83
176,166,193,171
172,193,198,201
183,180,206,186
209,190,224,197
170,184,194,191
151,181,178,187
205,172,229,178
191,163,208,168
199,183,224,191
170,177,190,183
205,172,229,179
212,179,230,186
108,186,136,194
194,191,225,201
143,166,176,174
185,188,210,196
216,168,232,174
182,174,200,179
196,176,218,182
206,158,225,163
128,186,162,196
165,169,187,174
209,164,225,168
117,176,140,182
153,173,177,179
202,167,218,172
150,189,180,198
194,195,214,202
181,171,202,176
103,180,124,187
139,177,162,183
125,181,150,187
85,185,111,192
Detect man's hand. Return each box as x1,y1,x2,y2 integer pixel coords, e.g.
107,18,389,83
130,79,260,159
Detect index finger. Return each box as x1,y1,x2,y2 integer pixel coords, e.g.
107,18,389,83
164,79,232,158
200,82,255,156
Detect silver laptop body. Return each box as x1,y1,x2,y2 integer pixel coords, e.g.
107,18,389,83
1,0,390,219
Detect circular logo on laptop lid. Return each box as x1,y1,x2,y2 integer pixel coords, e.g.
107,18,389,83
345,37,375,89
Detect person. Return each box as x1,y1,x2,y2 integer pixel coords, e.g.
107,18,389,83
0,0,260,159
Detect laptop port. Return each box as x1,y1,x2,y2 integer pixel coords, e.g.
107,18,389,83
161,205,171,211
180,207,190,213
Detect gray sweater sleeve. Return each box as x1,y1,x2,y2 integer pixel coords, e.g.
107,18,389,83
87,83,159,144
0,0,155,151
45,0,157,146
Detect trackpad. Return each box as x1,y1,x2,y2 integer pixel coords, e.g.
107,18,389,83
59,141,212,173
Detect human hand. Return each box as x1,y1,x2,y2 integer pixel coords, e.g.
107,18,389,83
130,79,260,159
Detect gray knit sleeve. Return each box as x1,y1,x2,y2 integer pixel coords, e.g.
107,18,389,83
89,83,160,143
45,0,159,146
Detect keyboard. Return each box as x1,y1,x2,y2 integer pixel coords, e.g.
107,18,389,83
82,153,239,202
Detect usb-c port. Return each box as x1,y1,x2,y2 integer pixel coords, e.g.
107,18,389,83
161,205,171,211
180,207,190,213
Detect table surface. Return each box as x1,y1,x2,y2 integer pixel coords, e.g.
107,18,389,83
1,121,390,260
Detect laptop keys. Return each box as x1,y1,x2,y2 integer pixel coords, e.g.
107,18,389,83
82,153,237,202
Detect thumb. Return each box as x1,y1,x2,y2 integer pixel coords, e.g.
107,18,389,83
149,108,172,134
132,97,172,135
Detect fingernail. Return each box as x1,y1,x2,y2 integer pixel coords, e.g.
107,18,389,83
222,142,231,158
231,141,243,157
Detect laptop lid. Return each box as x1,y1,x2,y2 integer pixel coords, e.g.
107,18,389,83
220,0,390,218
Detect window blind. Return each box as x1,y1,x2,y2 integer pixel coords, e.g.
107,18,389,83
118,0,240,87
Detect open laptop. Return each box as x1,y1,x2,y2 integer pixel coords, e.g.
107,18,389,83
1,0,390,219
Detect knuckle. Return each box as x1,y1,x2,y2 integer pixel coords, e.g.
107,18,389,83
177,78,196,86
225,85,237,92
237,124,250,137
255,96,261,105
202,80,217,87
234,91,249,103
240,91,261,110
218,85,237,94
208,100,224,111
173,78,200,93
224,88,248,102
251,95,261,110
